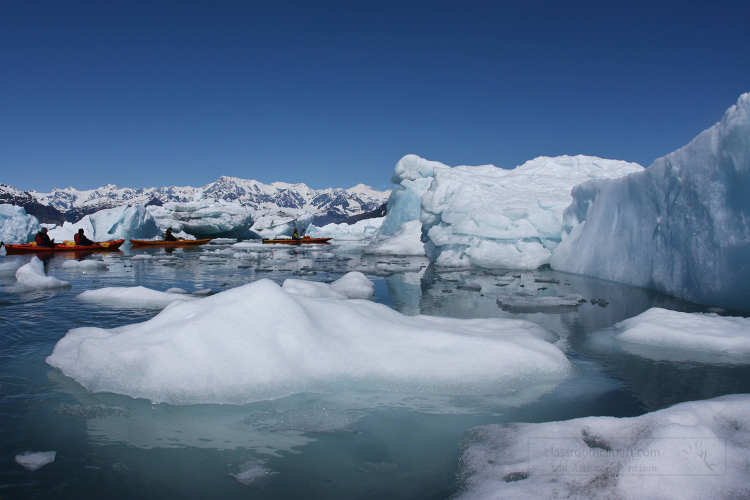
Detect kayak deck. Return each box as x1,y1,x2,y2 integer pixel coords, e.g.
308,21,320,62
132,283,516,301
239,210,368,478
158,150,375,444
262,238,332,245
3,239,125,254
129,238,213,247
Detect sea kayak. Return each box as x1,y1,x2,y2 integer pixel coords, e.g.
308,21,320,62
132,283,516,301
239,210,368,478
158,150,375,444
262,238,332,245
3,239,125,254
129,238,213,247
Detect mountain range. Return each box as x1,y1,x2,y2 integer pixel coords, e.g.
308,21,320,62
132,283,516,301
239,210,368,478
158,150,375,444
1,177,391,226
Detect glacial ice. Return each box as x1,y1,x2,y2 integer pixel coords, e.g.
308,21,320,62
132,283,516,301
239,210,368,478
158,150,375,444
0,204,40,244
308,217,384,240
46,279,573,405
614,308,750,355
283,272,374,300
62,259,108,270
421,155,643,270
244,208,313,239
365,220,426,256
15,451,56,471
457,394,750,500
0,260,22,275
551,93,750,312
496,291,586,314
76,286,201,309
47,205,161,242
15,257,71,289
147,200,255,239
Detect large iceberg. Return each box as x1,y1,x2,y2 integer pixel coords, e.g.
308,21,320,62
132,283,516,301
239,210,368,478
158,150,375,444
551,93,750,312
147,200,255,239
457,394,750,500
0,204,40,244
46,278,572,405
243,208,313,239
421,155,643,270
308,217,384,241
47,205,161,242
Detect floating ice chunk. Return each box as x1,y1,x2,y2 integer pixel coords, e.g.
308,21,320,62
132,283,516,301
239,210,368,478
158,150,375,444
330,271,374,299
165,287,188,294
308,217,384,240
551,93,750,312
366,220,426,256
496,291,585,313
614,308,750,355
0,260,22,275
76,286,201,309
46,279,573,405
244,208,312,240
130,254,153,260
0,204,40,244
282,279,348,300
232,241,266,250
62,259,108,270
15,257,71,289
231,460,278,486
457,394,750,500
15,451,56,471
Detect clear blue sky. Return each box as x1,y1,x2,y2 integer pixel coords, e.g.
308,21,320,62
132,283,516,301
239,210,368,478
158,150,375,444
1,0,748,193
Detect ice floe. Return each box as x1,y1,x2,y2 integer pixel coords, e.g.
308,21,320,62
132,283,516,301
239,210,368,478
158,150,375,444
47,279,573,405
15,451,56,471
76,286,201,309
15,257,71,289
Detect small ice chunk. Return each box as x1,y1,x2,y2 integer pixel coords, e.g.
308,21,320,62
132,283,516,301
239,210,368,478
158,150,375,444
497,291,584,313
62,260,108,270
614,308,750,355
231,460,277,486
76,286,201,309
15,257,71,289
165,287,188,294
0,260,22,275
131,254,153,260
15,451,56,471
329,271,374,299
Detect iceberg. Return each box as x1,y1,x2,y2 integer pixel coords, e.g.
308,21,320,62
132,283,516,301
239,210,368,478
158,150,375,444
47,205,161,242
15,257,71,289
551,93,750,311
365,220,426,256
46,279,572,405
308,217,384,241
421,155,644,270
457,394,750,500
243,208,313,240
147,200,255,239
0,204,40,244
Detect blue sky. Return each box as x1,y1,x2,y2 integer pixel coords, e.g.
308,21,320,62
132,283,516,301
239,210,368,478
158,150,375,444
1,0,748,193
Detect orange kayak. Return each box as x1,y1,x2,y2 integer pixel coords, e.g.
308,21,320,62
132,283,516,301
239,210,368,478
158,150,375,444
3,239,125,254
262,238,332,245
129,238,213,247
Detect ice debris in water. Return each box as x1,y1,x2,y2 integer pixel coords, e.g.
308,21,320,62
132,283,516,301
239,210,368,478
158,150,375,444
456,394,750,500
76,286,201,309
496,291,585,313
62,259,108,270
242,407,356,433
54,403,129,418
46,278,572,405
614,307,750,355
0,260,22,275
15,451,56,471
231,460,278,486
15,257,71,289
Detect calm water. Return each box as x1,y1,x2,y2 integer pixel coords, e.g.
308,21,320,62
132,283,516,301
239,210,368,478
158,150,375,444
1,242,749,499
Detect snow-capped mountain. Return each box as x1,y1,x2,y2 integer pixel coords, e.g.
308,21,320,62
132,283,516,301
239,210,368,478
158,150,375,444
4,177,391,225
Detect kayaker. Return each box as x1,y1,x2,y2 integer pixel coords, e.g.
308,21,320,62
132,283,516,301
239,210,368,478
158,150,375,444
74,229,94,246
35,227,56,248
292,229,301,240
164,228,178,242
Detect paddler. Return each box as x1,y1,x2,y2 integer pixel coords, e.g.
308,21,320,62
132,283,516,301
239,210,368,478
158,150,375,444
74,228,94,246
35,227,57,248
164,228,178,242
292,229,301,240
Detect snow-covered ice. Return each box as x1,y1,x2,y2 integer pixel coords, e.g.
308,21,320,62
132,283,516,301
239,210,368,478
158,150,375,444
0,204,40,244
15,257,71,289
421,155,643,270
15,451,56,471
76,286,201,309
147,200,255,239
457,394,750,500
614,308,750,355
46,279,573,405
47,205,160,242
551,93,750,312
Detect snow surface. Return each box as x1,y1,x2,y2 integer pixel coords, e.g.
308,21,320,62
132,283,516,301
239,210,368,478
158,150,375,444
614,307,750,355
15,257,71,289
15,451,56,471
147,200,254,239
551,93,750,311
457,394,750,500
76,286,201,309
421,155,643,270
46,279,572,405
365,220,426,256
283,272,374,300
47,205,160,242
0,204,40,244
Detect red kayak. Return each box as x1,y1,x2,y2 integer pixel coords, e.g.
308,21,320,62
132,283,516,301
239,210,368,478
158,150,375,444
3,239,125,254
262,237,332,245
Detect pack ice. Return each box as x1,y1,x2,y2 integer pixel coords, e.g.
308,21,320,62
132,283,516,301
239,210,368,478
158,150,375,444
0,204,40,244
421,155,643,269
457,394,750,500
551,93,750,312
47,205,161,242
46,278,573,405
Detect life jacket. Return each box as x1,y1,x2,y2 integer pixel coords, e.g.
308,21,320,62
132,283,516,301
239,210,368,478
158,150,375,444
35,233,43,245
74,233,81,244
